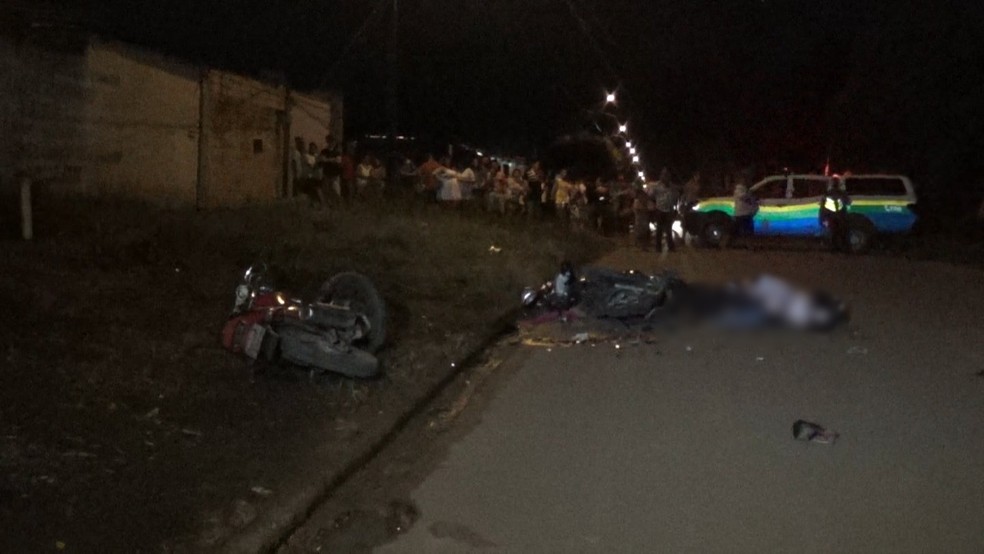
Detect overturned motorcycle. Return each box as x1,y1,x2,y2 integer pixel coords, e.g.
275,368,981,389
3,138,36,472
522,263,682,320
221,265,386,378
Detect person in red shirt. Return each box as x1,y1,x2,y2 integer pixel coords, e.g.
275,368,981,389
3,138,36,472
340,144,356,202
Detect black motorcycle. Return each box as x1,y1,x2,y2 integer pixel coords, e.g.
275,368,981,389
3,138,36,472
522,263,681,320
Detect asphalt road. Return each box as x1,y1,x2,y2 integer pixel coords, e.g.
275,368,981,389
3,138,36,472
284,248,984,554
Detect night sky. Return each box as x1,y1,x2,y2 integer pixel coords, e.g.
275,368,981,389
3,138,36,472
54,0,984,202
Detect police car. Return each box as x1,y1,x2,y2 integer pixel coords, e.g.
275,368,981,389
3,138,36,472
683,174,918,253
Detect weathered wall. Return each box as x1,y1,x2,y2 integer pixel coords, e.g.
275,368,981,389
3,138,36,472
200,71,285,208
0,30,88,191
289,92,334,149
82,41,200,205
2,23,340,208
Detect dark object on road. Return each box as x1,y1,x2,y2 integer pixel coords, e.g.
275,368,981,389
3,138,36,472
521,264,848,332
522,264,680,320
792,420,839,444
220,264,386,378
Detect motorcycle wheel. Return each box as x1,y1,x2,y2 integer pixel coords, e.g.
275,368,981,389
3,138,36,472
320,272,387,353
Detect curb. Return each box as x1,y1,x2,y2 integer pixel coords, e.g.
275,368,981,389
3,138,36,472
218,309,521,554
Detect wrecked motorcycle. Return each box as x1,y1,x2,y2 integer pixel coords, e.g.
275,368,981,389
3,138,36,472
522,264,848,332
220,265,386,378
522,263,681,320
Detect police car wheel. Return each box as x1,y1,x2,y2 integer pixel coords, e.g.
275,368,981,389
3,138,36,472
702,220,730,248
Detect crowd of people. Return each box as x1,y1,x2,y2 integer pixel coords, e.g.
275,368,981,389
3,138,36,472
289,136,711,253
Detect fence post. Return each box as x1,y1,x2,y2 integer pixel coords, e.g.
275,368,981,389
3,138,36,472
20,176,33,240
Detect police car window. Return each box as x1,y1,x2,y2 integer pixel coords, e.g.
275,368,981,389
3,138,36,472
845,177,906,195
755,179,788,199
792,178,828,198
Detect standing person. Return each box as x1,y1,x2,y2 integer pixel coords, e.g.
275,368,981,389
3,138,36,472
733,180,759,240
436,164,462,206
489,162,508,214
298,142,327,208
417,153,442,201
356,155,373,198
472,157,489,207
340,143,356,201
320,134,343,199
632,186,653,250
399,157,419,191
553,169,574,221
457,160,477,203
680,171,702,243
652,170,680,252
290,137,306,198
370,155,387,195
506,167,528,215
524,161,545,219
593,177,609,234
820,178,852,252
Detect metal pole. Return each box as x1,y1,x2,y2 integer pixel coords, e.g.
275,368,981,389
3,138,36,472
20,176,33,240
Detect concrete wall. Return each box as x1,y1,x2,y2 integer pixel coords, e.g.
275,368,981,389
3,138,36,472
200,71,286,208
83,40,200,205
0,31,88,191
1,25,341,208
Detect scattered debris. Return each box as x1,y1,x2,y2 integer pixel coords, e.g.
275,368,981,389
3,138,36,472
488,245,502,253
756,356,765,361
181,428,203,438
572,332,590,344
144,407,160,419
847,346,869,355
792,419,839,445
250,486,273,497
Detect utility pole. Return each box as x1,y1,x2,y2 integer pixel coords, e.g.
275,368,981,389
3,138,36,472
387,0,399,185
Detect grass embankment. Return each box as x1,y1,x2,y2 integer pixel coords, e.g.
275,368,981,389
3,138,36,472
0,193,608,551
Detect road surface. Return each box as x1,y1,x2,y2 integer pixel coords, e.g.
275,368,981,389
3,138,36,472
283,248,984,553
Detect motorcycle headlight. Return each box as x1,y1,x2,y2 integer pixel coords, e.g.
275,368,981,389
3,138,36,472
521,287,539,307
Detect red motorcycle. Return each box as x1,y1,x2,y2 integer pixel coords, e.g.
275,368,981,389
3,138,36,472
220,265,386,378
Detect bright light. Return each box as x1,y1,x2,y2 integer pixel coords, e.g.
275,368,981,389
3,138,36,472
625,140,632,148
605,92,616,104
638,171,645,179
618,123,628,134
476,151,484,156
632,155,640,163
629,147,636,155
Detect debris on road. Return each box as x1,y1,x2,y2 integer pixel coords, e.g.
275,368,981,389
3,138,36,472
792,420,839,445
847,346,869,355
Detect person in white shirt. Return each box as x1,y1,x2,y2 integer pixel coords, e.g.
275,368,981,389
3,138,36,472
356,155,373,197
457,162,476,201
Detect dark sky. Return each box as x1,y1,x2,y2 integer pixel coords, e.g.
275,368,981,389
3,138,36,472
55,0,984,195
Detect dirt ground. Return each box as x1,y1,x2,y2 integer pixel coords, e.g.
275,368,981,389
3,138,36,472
1,191,981,552
280,246,984,553
0,192,606,553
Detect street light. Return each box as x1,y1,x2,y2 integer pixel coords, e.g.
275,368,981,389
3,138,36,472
632,155,640,163
605,91,616,104
625,140,632,148
629,147,636,155
618,122,628,134
638,171,646,180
